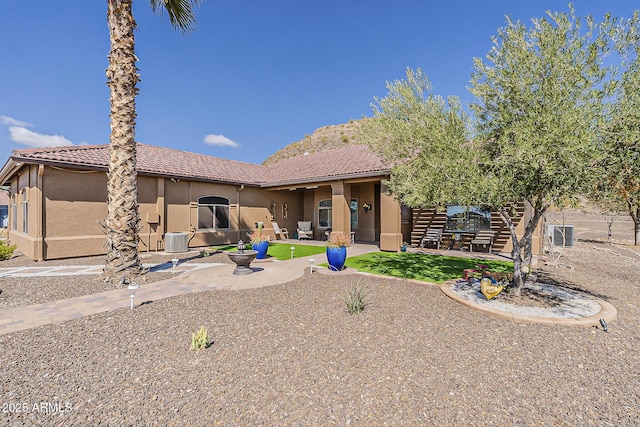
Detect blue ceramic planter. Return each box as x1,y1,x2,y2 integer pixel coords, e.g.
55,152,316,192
252,240,269,259
326,246,347,271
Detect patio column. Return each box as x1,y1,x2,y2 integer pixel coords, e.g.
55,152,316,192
379,183,402,252
331,181,351,237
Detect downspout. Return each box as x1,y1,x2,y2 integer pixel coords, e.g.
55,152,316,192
187,181,197,246
237,184,245,242
36,164,44,261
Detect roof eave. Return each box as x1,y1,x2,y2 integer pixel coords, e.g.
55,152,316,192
260,169,389,188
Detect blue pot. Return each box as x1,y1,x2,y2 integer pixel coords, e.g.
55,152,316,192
326,246,347,271
252,240,269,259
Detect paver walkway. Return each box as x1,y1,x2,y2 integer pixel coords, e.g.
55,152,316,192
0,244,380,336
0,262,220,278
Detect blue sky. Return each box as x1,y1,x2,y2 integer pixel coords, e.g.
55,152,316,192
1,1,638,166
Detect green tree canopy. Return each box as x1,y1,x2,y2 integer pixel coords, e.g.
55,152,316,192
592,11,640,245
363,8,613,295
360,68,475,210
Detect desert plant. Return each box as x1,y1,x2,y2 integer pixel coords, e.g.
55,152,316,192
249,222,270,244
326,231,350,248
190,326,210,350
0,240,17,261
343,282,368,315
199,249,210,257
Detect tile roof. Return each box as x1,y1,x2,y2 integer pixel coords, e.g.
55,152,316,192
261,145,388,187
4,143,388,187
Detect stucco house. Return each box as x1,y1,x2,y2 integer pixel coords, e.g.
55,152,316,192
0,143,537,261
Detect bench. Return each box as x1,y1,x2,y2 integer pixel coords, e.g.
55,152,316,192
469,230,495,253
420,228,443,250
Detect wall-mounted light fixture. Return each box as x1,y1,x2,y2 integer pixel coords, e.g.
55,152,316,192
170,178,181,183
362,202,372,213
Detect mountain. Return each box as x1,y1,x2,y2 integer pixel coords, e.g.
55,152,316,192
262,120,364,165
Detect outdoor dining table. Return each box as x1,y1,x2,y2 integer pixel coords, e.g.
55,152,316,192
445,229,474,251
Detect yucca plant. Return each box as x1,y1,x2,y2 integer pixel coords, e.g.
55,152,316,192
343,282,369,315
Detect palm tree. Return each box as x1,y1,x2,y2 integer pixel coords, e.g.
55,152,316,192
103,0,202,282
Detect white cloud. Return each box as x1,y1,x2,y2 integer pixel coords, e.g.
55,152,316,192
203,133,240,148
8,126,74,148
1,115,75,148
1,115,32,127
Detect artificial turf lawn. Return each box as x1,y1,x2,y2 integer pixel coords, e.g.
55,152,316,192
210,242,326,261
343,252,514,284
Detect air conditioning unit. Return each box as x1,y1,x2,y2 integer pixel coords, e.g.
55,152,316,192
165,232,188,253
546,225,574,247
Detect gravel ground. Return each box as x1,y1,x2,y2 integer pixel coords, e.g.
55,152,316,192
1,213,639,426
0,251,232,310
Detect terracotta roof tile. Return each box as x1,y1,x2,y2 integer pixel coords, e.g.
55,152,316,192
7,143,388,187
262,145,388,186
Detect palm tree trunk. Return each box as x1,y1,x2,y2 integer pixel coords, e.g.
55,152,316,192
103,0,145,282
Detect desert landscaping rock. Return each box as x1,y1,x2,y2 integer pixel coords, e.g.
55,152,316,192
0,214,639,425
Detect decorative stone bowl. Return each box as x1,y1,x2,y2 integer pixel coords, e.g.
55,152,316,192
227,250,258,275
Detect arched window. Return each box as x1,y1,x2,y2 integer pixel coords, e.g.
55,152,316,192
318,199,332,228
198,196,230,230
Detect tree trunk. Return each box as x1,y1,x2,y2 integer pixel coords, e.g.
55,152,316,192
498,203,547,297
634,207,639,246
103,0,145,282
498,207,525,296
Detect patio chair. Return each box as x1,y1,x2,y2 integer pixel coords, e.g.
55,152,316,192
296,221,313,240
271,222,289,240
420,228,443,249
469,229,495,253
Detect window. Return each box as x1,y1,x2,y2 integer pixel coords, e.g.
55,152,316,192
446,205,491,232
197,196,230,230
0,205,8,228
350,199,358,229
318,199,332,228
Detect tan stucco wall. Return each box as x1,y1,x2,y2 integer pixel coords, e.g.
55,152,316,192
379,183,403,251
42,167,107,259
3,163,389,260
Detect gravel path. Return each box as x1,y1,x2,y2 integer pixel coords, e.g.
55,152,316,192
1,219,639,425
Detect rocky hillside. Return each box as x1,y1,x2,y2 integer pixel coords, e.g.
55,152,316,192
262,120,364,165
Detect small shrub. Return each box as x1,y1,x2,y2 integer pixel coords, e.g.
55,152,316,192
343,282,368,315
0,240,17,261
200,249,210,257
190,326,210,350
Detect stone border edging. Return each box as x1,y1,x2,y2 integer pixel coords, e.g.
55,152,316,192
439,281,617,327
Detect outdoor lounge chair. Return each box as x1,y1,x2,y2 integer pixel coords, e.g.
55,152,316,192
296,221,313,240
469,229,495,253
420,228,443,249
271,222,289,240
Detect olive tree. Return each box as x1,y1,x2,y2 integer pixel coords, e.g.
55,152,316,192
592,12,640,245
360,68,476,210
363,9,612,296
468,8,612,294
